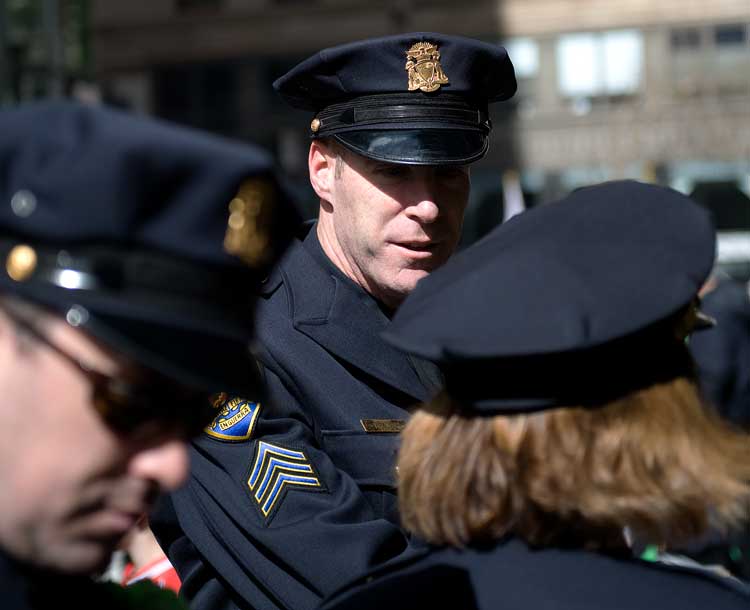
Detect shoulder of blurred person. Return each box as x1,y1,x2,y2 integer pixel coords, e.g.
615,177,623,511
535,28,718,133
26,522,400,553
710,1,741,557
690,275,750,429
320,537,750,610
0,99,297,608
684,275,750,579
319,180,750,610
1,547,189,610
151,31,518,610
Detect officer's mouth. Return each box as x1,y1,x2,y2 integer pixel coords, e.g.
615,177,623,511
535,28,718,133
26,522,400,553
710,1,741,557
391,241,440,258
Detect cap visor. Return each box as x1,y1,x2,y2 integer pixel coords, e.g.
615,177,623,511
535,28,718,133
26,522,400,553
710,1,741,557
83,312,263,399
334,129,487,165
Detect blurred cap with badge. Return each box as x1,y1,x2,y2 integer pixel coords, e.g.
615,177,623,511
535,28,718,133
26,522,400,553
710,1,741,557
274,32,517,166
0,100,299,398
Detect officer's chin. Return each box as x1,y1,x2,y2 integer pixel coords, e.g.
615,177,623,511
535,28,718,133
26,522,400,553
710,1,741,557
39,538,120,576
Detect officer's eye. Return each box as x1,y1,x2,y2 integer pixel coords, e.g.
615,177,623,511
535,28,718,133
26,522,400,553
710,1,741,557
436,166,469,181
373,164,409,179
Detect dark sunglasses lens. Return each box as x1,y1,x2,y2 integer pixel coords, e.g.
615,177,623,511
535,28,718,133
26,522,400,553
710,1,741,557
94,392,147,434
181,394,218,437
95,383,214,437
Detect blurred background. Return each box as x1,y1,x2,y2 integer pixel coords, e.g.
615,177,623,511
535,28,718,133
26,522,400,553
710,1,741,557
1,0,749,277
3,0,750,580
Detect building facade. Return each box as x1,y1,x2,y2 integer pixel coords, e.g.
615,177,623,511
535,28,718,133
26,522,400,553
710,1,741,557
91,0,750,260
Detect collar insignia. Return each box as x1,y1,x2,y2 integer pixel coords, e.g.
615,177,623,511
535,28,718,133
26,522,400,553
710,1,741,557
360,419,406,433
405,41,449,93
248,441,323,520
205,393,261,442
224,177,275,268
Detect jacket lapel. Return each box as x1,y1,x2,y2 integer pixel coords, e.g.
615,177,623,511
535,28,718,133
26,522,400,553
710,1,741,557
281,240,431,402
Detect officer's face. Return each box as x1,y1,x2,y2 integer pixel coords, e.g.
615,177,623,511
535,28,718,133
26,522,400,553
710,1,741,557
312,141,470,309
0,308,189,574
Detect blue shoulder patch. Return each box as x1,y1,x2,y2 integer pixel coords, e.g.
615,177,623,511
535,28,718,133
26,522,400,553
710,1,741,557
247,441,323,519
204,393,261,442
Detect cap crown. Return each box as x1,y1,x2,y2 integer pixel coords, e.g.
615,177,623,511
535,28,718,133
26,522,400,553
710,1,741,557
274,32,516,111
387,180,715,362
0,101,298,394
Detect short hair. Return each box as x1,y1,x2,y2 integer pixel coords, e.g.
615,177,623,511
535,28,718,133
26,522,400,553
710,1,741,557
397,372,750,551
316,137,348,181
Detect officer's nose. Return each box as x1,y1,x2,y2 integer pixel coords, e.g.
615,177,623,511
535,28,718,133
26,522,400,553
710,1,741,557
128,439,190,492
405,172,440,224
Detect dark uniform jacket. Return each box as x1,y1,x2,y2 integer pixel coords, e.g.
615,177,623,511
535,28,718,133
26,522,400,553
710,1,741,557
152,227,438,610
690,278,750,429
686,278,750,579
319,536,750,610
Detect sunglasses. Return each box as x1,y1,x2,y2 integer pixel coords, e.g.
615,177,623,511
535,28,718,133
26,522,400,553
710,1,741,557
3,306,216,438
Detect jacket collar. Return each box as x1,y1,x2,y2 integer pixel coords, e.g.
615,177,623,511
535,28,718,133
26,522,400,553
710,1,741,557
280,227,432,402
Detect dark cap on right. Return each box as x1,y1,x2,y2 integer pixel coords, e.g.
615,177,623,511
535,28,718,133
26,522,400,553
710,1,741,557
384,180,716,412
274,32,516,165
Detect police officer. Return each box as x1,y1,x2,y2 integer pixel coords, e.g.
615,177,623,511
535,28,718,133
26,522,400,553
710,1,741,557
690,276,750,430
0,100,295,609
684,276,750,579
320,180,750,610
151,32,516,610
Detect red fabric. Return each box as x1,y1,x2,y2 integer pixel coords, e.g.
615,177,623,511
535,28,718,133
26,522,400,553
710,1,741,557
122,556,182,593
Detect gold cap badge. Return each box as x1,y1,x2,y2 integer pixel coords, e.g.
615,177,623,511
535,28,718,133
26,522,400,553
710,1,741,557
223,178,275,268
405,42,449,93
6,244,37,282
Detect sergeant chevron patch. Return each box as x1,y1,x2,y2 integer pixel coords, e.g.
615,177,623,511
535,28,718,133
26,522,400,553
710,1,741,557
248,441,323,518
205,394,261,441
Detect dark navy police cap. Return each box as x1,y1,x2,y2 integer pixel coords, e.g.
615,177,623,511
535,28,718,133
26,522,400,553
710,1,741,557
274,32,516,165
0,100,298,396
383,180,716,412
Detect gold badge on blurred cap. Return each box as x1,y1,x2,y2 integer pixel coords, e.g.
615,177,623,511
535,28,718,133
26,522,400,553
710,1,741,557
224,178,274,268
6,244,37,282
405,42,449,93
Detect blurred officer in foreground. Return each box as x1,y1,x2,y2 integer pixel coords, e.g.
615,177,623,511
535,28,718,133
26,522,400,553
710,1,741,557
152,32,516,610
0,101,295,609
320,180,750,610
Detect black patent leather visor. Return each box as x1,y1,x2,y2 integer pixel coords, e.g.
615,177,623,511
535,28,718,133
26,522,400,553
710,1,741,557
334,129,488,165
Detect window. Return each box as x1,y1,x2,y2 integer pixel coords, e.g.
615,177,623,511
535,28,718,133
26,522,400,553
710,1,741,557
504,38,539,79
714,24,747,47
502,37,539,115
556,29,643,98
712,23,749,94
670,27,702,51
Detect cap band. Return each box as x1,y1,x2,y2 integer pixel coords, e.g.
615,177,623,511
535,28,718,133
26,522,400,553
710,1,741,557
443,325,694,414
313,93,490,138
1,239,254,317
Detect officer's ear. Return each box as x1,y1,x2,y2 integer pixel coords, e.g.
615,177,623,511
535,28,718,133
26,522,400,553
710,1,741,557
308,139,339,203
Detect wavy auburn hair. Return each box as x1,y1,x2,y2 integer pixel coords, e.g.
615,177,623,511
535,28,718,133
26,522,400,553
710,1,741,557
398,376,750,551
